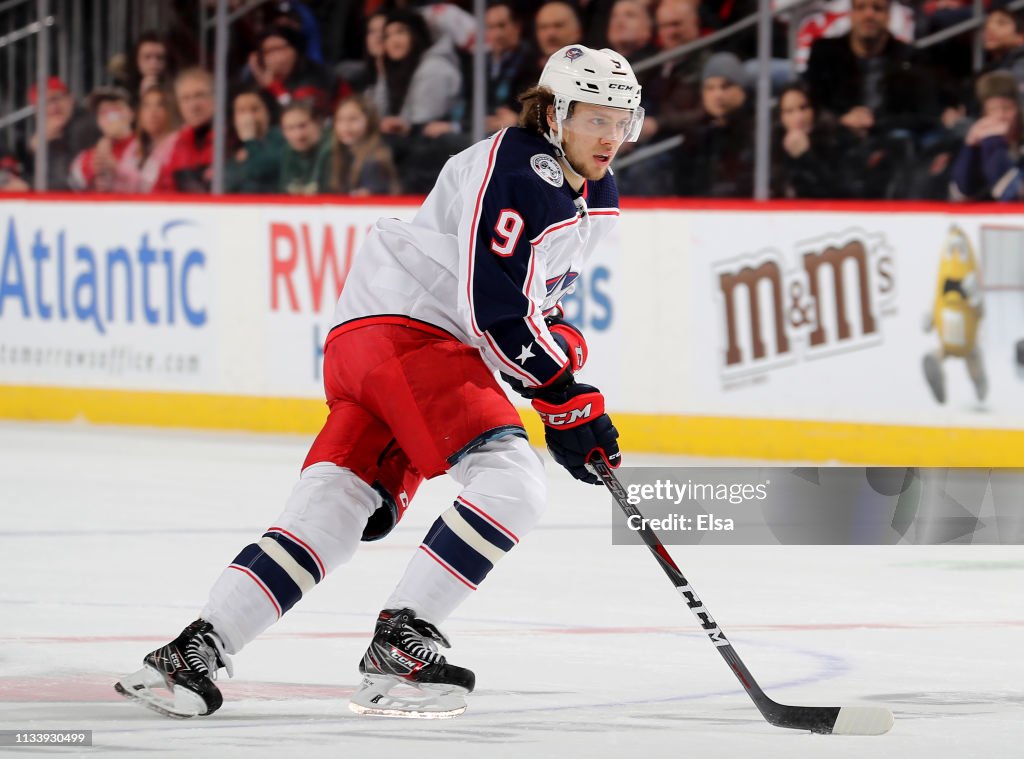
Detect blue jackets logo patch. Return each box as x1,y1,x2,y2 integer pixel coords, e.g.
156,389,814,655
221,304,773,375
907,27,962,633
531,154,564,187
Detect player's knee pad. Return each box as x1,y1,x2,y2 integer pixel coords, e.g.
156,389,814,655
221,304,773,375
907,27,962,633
419,436,546,590
450,433,548,539
224,464,378,617
267,462,379,571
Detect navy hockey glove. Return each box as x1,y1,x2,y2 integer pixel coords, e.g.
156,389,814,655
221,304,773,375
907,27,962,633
532,383,620,485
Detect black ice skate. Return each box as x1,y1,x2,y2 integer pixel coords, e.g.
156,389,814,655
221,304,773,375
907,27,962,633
349,608,475,719
114,619,233,718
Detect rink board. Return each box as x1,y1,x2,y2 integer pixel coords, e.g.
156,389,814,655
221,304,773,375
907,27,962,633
1,194,1022,464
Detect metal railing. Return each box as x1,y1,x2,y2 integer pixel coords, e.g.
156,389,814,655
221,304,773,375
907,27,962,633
1,0,173,186
6,0,1016,196
616,0,1015,197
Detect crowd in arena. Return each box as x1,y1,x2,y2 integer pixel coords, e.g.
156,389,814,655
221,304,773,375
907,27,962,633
1,0,1023,201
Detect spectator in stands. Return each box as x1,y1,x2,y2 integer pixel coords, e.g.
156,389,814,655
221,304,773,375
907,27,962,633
0,150,29,192
157,68,216,193
124,32,174,103
372,8,462,138
248,23,336,117
279,100,331,194
25,76,100,191
266,0,324,64
121,86,181,193
982,5,1024,85
674,52,754,197
69,87,137,192
642,0,706,139
327,95,400,195
610,0,703,195
509,1,585,121
483,1,533,132
337,11,388,94
226,87,285,193
950,71,1023,201
771,83,845,198
804,0,939,140
535,1,585,58
606,0,658,66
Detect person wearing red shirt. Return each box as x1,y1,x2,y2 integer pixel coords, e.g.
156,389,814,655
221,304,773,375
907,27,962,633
69,87,137,192
156,68,216,193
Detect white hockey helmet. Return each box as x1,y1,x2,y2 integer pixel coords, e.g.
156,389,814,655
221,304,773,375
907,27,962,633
538,44,645,149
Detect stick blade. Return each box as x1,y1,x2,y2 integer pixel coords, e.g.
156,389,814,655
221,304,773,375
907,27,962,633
831,706,895,736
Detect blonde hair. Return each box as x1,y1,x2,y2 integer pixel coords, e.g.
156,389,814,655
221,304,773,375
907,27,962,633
174,66,213,92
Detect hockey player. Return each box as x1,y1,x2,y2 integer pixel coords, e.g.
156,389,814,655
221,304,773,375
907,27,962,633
115,44,643,719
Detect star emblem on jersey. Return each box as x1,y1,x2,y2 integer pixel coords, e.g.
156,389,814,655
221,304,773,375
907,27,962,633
516,343,535,365
531,154,564,187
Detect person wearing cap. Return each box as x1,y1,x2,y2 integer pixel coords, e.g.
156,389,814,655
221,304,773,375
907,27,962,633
950,70,1024,201
248,22,336,118
68,87,137,192
674,51,754,197
25,76,100,191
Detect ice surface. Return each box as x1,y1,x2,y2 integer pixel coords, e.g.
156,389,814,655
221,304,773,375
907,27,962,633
1,421,1021,758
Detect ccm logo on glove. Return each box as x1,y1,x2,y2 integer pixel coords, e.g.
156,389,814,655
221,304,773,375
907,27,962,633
532,391,604,428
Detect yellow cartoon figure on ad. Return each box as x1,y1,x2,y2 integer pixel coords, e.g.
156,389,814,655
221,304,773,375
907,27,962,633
923,226,987,404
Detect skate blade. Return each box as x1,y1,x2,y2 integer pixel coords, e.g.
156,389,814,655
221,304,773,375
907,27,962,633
114,664,206,719
349,676,468,719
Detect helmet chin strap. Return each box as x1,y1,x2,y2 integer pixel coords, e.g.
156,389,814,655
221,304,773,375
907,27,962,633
543,122,586,187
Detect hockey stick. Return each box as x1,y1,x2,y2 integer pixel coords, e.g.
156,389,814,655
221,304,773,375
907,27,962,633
592,458,894,735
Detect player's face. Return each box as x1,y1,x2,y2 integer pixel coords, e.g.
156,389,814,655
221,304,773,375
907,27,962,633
559,103,631,179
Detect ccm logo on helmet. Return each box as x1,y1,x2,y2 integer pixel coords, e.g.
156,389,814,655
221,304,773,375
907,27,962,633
608,83,634,91
538,404,593,427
